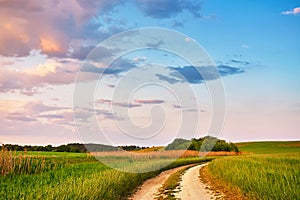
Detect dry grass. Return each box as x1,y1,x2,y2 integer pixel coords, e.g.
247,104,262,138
0,145,56,176
200,165,246,200
90,150,240,160
198,151,241,157
136,146,164,152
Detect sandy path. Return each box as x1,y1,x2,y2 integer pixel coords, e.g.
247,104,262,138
175,164,213,200
129,165,190,200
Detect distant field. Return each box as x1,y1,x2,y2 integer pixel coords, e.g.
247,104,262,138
236,141,300,154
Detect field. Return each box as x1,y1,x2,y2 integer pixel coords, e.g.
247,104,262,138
2,141,299,199
236,141,300,154
0,149,212,199
206,141,300,199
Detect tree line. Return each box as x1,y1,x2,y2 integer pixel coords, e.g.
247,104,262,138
165,136,239,152
2,143,151,153
2,143,88,153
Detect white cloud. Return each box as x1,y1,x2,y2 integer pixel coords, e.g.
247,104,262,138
242,44,249,49
281,7,300,15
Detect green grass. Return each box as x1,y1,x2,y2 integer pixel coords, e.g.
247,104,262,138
208,153,300,199
0,151,212,200
236,141,300,154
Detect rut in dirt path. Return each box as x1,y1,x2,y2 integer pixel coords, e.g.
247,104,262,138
129,163,215,200
129,165,189,200
175,164,214,200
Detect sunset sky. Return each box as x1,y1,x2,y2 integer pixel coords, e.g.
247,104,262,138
0,0,299,146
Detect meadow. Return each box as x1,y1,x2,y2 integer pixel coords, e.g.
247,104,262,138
2,141,299,199
0,148,212,200
236,141,300,154
206,141,300,199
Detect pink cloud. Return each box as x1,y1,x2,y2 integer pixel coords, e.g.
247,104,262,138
96,99,142,108
0,58,96,95
0,0,117,57
134,99,165,104
0,100,75,128
133,56,147,62
281,7,300,15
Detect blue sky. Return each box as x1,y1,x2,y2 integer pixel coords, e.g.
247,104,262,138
0,0,299,146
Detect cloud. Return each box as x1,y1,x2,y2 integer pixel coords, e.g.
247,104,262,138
0,99,78,144
133,56,147,62
107,84,115,88
37,114,65,119
80,107,124,120
0,0,119,57
146,40,165,48
23,100,63,113
70,45,96,60
185,109,207,112
134,99,165,104
113,102,142,108
172,104,182,109
6,114,37,122
281,7,300,15
155,74,180,84
230,59,250,65
159,65,244,84
0,58,82,94
218,65,244,76
0,100,72,125
96,99,142,108
242,44,249,49
0,0,205,57
171,20,185,28
133,0,202,19
81,58,136,74
76,46,115,61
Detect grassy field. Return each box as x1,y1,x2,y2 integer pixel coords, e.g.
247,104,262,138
236,141,300,154
2,141,299,199
0,148,212,200
206,141,300,199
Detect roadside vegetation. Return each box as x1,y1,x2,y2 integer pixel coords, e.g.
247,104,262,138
205,141,300,200
0,146,63,177
4,139,298,199
0,144,213,200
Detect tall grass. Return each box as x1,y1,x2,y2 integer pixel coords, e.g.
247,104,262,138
90,150,221,173
0,150,212,199
208,153,300,199
0,145,58,176
0,148,211,200
91,150,239,159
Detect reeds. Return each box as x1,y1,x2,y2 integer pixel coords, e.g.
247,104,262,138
0,145,56,176
90,150,240,160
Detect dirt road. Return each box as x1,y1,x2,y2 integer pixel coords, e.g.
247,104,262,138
130,163,214,200
175,164,213,199
129,165,189,200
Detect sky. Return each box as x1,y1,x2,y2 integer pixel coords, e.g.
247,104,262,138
0,0,299,146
